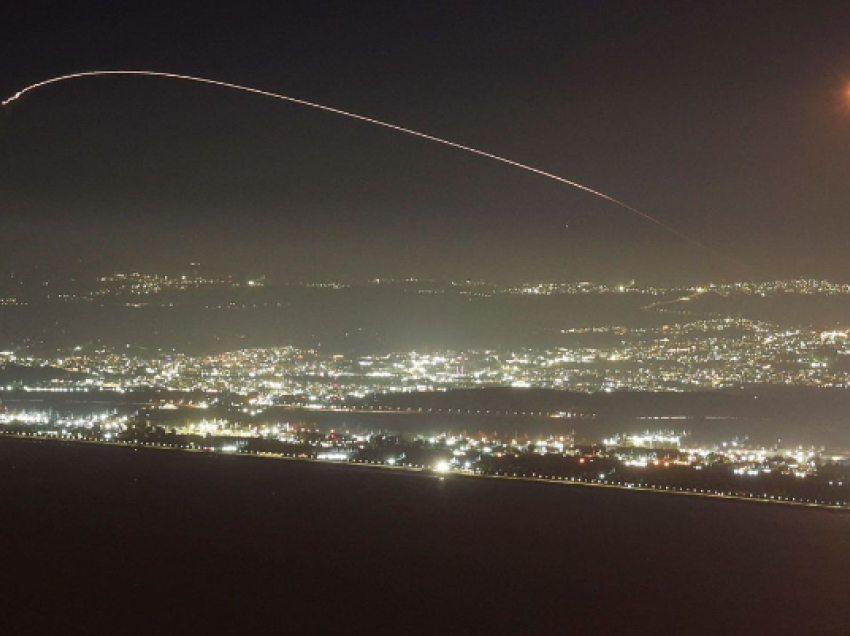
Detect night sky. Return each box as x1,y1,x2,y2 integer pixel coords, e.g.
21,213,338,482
2,1,850,283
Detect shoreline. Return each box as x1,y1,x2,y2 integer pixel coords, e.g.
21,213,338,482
2,431,848,513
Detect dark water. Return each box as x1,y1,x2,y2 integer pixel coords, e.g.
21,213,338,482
2,438,849,635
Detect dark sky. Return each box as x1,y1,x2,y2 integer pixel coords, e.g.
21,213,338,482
2,1,850,283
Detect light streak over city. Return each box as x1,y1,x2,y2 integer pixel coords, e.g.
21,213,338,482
2,70,732,263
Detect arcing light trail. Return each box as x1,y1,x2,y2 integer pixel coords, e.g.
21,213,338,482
3,70,726,261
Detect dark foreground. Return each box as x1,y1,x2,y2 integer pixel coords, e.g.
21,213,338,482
2,438,849,635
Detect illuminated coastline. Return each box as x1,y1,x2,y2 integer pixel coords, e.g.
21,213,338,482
2,410,847,512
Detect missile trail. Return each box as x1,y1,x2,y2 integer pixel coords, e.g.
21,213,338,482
2,70,729,262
